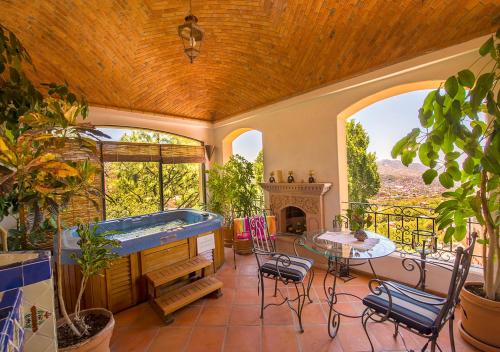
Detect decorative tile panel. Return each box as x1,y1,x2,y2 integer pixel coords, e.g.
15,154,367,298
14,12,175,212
0,288,23,352
0,251,57,352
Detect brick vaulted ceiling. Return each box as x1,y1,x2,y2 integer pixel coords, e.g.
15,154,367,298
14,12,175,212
0,1,499,121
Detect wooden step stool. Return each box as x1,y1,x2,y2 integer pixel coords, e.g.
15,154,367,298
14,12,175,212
144,256,223,324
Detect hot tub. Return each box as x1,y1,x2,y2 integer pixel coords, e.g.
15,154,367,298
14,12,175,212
59,209,223,264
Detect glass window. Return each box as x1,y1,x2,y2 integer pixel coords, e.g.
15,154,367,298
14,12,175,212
104,161,160,219
163,163,201,209
97,126,204,219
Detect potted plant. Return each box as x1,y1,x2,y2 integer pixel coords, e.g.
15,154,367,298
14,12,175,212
58,222,120,351
0,24,109,346
392,30,500,350
207,161,235,246
207,155,259,253
332,214,344,231
346,206,373,241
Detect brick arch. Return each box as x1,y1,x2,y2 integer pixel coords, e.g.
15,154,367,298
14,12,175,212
0,1,495,121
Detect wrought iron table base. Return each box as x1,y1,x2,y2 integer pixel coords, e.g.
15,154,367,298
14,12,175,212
324,256,378,338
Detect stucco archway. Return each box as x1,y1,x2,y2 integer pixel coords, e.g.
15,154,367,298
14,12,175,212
335,80,443,206
221,127,263,163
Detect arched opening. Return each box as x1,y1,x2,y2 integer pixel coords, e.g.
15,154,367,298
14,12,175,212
221,128,253,163
335,81,443,207
95,126,204,219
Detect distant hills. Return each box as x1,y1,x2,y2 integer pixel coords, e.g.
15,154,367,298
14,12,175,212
372,159,445,206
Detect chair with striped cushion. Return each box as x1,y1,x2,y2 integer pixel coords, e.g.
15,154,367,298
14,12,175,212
360,233,477,352
250,213,314,333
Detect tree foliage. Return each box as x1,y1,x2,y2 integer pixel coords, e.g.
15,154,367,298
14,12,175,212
104,130,201,219
207,155,259,223
346,120,381,203
392,31,500,301
0,24,105,336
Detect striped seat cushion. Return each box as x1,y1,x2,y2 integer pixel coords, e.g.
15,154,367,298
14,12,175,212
363,281,444,335
260,254,313,282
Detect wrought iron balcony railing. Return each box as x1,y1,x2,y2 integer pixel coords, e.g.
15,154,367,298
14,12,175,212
344,202,482,267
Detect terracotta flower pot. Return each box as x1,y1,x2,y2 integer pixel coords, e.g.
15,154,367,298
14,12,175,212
234,238,253,255
222,225,234,248
58,308,115,352
459,282,500,352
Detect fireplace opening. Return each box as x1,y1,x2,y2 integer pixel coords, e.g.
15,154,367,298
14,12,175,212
283,206,306,234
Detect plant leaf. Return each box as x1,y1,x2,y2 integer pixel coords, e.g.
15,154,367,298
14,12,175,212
444,76,458,98
422,169,438,185
457,69,475,88
439,172,454,189
479,36,494,56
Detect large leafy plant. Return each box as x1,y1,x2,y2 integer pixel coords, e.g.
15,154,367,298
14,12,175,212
207,155,259,224
392,30,500,301
0,24,107,335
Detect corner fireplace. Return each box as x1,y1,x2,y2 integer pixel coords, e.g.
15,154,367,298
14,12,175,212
282,206,306,234
260,182,332,234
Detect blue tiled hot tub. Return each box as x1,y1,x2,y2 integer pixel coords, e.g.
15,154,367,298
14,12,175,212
59,209,223,264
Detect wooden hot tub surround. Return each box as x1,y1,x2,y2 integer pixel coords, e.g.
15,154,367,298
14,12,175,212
61,228,224,314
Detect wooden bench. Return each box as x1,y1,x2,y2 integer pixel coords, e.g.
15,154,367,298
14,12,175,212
144,256,223,324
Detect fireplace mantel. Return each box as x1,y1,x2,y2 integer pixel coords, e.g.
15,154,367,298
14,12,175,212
259,183,332,196
259,182,332,232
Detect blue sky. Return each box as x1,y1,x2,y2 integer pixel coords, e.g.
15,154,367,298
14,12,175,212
231,90,429,161
350,89,430,160
232,130,263,161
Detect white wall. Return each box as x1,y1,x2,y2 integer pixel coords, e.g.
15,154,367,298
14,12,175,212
87,106,214,145
212,35,491,221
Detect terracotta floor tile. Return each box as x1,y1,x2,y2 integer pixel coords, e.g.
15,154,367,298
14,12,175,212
298,324,344,352
185,327,226,352
111,326,159,352
337,322,373,352
237,275,260,288
110,250,478,352
367,321,412,351
170,305,202,326
113,303,144,329
229,305,262,326
262,304,294,325
130,304,165,328
234,254,257,266
238,264,259,276
262,326,299,352
217,264,239,277
197,305,231,326
148,327,192,352
216,275,238,289
224,326,261,352
301,303,327,325
204,287,236,307
234,287,261,305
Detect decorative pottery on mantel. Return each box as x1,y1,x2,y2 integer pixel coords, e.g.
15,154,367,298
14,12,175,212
308,170,315,183
287,171,295,183
269,171,276,183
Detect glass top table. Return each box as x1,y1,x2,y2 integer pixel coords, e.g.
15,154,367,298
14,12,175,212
299,230,396,261
293,230,396,338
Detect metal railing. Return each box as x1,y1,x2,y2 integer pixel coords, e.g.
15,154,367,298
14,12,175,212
344,202,483,267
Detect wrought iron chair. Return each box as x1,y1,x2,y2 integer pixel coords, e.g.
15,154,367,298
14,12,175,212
250,213,315,332
360,232,477,352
